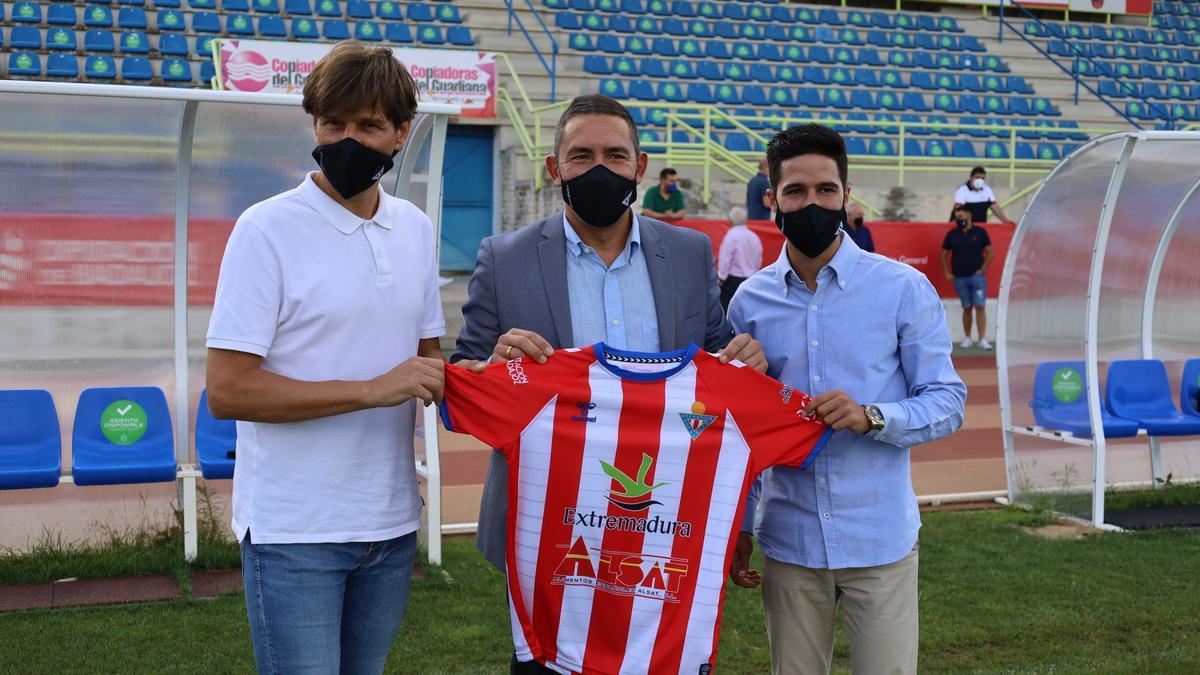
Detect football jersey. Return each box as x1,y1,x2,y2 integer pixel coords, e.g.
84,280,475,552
440,343,831,675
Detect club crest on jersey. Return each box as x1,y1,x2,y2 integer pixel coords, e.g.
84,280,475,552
678,401,717,440
600,453,666,511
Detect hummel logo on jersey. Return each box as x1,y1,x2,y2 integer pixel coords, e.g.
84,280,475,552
507,359,528,385
600,453,666,511
678,401,717,440
572,401,597,423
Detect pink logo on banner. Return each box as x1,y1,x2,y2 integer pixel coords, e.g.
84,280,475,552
223,48,271,92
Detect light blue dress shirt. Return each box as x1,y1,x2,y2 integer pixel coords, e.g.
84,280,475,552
563,213,661,352
729,234,966,569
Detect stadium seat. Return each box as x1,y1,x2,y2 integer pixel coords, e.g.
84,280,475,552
40,28,74,52
1106,360,1200,435
851,90,878,111
869,138,896,156
314,0,339,15
844,137,868,155
407,2,435,22
926,139,950,157
824,88,852,110
952,139,978,156
227,13,254,35
985,141,1008,159
200,61,216,85
223,0,250,10
609,56,634,75
1010,97,1033,116
192,11,221,32
771,86,796,106
845,111,874,134
1014,142,1035,159
634,16,660,34
11,1,42,23
46,53,77,79
659,81,686,103
84,30,117,53
749,63,775,83
877,91,902,111
161,57,192,83
83,5,112,27
593,34,620,53
354,21,382,41
665,59,694,79
828,67,852,85
1030,362,1140,438
292,17,320,38
984,95,1009,114
71,387,176,486
287,0,313,14
158,33,188,55
117,7,146,28
903,138,924,157
121,56,153,81
650,37,676,56
325,18,352,40
1036,143,1060,160
723,62,750,82
1034,97,1060,116
695,60,720,80
584,55,611,75
933,93,961,114
254,0,281,12
910,71,935,90
157,10,185,30
259,15,287,36
195,390,236,480
903,92,931,112
120,31,150,54
600,78,629,98
0,390,61,490
1181,359,1200,416
742,85,767,106
85,55,117,79
715,83,740,105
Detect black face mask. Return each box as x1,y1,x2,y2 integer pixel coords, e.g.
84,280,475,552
776,203,846,259
956,218,969,229
853,217,864,228
560,164,638,228
312,137,394,200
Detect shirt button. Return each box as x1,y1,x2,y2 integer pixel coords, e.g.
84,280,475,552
818,476,826,484
823,512,831,519
811,340,819,347
611,318,619,325
813,374,821,382
811,304,818,311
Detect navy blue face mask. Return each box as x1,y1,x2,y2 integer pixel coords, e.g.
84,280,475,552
776,202,846,259
312,137,394,200
560,164,638,228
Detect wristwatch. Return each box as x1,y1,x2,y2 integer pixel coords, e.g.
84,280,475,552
863,405,886,435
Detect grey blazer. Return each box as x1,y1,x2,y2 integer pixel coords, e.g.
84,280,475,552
451,209,734,569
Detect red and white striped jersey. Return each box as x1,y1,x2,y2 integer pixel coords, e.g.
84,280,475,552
441,343,830,675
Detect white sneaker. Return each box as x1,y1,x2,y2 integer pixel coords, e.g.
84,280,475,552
978,339,993,350
959,338,973,349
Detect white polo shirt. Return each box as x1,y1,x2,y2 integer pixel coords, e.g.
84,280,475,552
206,173,445,544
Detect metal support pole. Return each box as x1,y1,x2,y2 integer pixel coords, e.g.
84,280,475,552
174,99,199,563
1074,55,1080,106
1149,437,1165,486
421,113,450,567
998,0,1005,42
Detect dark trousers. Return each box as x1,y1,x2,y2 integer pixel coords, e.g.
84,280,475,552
511,654,559,674
720,275,748,311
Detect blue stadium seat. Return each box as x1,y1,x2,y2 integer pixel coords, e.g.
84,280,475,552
877,90,903,111
851,90,878,111
190,0,217,7
937,72,961,91
659,81,686,102
407,2,435,22
819,8,843,25
48,55,79,78
808,46,834,64
354,20,382,41
119,31,149,54
292,17,320,38
933,93,961,114
776,64,801,83
957,94,982,115
1030,362,1139,438
555,12,581,30
625,35,650,54
1036,143,1060,160
158,33,188,55
889,51,913,68
622,0,646,12
314,0,339,15
346,0,372,17
11,2,42,23
1142,82,1167,100
878,69,905,89
869,137,897,156
872,112,898,134
704,41,731,59
1014,142,1035,159
1106,360,1200,435
254,0,282,12
714,82,740,105
926,139,950,157
632,16,661,34
325,18,352,39
984,141,1008,159
72,387,176,485
83,5,112,27
771,86,796,106
952,139,978,157
742,85,767,106
200,61,216,85
662,59,691,79
607,56,632,75
964,74,990,93
844,137,868,155
770,5,793,22
694,60,720,80
196,390,236,480
845,111,874,134
84,30,116,53
226,12,253,34
910,71,935,90
85,55,117,79
41,28,75,51
749,63,775,83
724,133,753,152
904,138,924,157
983,95,1009,114
917,14,939,32
586,34,615,53
1009,97,1033,116
600,78,629,98
1034,97,1060,116
903,92,931,112
927,114,955,137
828,66,853,85
223,0,249,10
121,56,153,81
161,57,192,83
824,88,851,109
0,390,61,490
649,37,675,57
584,55,612,75
287,0,313,14
1181,359,1200,417
157,9,185,30
192,11,221,32
259,15,286,36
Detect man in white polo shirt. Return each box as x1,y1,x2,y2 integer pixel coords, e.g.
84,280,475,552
205,43,445,674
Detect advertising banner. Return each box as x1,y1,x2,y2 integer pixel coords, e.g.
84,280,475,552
214,38,496,118
939,0,1151,14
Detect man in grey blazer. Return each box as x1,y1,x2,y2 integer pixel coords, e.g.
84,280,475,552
451,95,766,581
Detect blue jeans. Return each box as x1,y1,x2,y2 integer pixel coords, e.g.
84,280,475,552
240,531,417,675
953,274,987,308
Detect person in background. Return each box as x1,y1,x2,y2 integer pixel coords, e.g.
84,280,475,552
726,123,965,675
718,205,764,310
942,205,993,350
952,166,1014,225
746,158,773,221
844,202,874,253
641,167,686,220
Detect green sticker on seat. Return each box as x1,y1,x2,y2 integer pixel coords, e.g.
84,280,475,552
53,30,69,45
101,401,148,446
1052,368,1083,403
16,53,32,69
169,61,184,76
19,4,34,16
92,7,106,19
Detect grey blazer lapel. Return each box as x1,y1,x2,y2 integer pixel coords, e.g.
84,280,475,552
538,211,574,347
640,219,677,349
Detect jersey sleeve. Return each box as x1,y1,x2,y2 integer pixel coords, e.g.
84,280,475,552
695,354,832,474
439,357,561,453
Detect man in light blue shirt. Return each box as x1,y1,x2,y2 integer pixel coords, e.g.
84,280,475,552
726,124,966,675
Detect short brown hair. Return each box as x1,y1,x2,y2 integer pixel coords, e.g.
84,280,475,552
553,94,640,158
302,41,419,129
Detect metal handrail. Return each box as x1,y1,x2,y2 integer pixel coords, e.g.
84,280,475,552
997,0,1170,128
503,0,559,102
